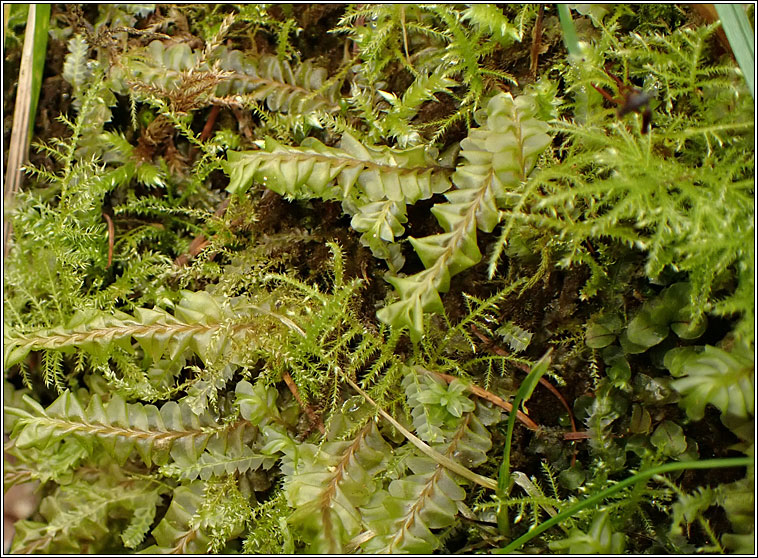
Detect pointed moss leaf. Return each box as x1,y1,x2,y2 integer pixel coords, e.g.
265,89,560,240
361,463,467,553
147,482,212,553
435,187,500,234
377,272,444,339
121,499,159,549
225,133,451,206
210,47,340,113
135,162,166,188
235,380,280,425
378,275,440,341
174,290,225,324
62,35,90,90
225,150,261,194
162,441,273,482
4,343,33,369
350,200,407,242
409,228,481,277
282,423,391,553
48,390,86,420
337,130,372,159
549,510,627,554
9,391,215,469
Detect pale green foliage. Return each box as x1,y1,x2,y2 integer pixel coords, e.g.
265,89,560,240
97,131,166,188
496,321,533,353
378,92,552,339
7,389,245,468
4,289,272,372
361,460,466,553
665,342,754,421
159,425,276,482
280,422,391,553
549,509,626,554
225,91,551,340
60,35,117,154
404,372,475,442
670,486,716,539
716,476,755,553
62,34,90,92
11,470,166,554
242,493,293,553
214,46,341,114
502,22,754,341
359,400,499,553
377,72,458,147
4,81,167,355
335,4,527,143
144,482,214,553
226,133,452,271
460,4,525,47
5,244,505,554
113,38,340,119
335,5,443,83
226,134,450,204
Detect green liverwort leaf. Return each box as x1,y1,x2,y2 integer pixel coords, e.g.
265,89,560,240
625,306,669,348
586,313,624,349
650,420,688,457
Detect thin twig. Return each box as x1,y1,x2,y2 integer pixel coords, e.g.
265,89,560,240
282,371,326,435
173,197,229,267
199,104,220,141
529,4,544,80
469,324,580,447
103,212,115,268
343,375,498,491
415,367,540,431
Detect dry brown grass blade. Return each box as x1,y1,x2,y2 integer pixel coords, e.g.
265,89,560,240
4,6,37,258
343,374,498,491
415,366,540,431
282,371,326,435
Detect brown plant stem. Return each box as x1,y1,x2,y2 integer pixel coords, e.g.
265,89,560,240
416,367,540,431
282,371,326,435
469,325,580,449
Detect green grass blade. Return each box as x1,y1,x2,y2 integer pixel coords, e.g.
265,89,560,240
497,348,552,534
715,4,755,98
557,4,581,58
498,456,753,553
29,4,51,136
